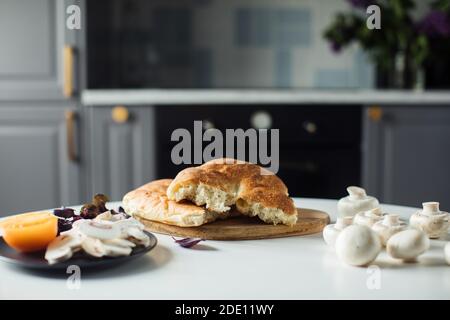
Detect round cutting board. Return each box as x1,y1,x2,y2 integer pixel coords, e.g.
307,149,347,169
136,208,330,240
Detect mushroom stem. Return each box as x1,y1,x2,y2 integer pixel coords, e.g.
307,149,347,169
422,202,440,215
383,214,400,226
335,216,353,230
347,186,367,200
366,207,383,218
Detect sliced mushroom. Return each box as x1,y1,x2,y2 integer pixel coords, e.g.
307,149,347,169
103,238,136,248
95,211,114,221
127,227,150,247
114,218,145,238
103,243,133,257
81,237,106,258
76,220,122,240
110,212,129,221
115,218,144,230
45,232,82,264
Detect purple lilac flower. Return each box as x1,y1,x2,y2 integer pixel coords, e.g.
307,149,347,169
347,0,374,9
418,10,450,37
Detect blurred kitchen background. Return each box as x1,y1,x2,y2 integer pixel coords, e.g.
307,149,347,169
1,0,450,215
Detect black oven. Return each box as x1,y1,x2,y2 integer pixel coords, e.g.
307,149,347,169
155,105,362,199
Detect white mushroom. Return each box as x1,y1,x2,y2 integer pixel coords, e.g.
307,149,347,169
94,211,113,221
103,238,136,248
445,243,450,265
409,202,449,239
45,232,83,265
76,220,122,240
323,216,353,247
337,186,379,218
127,227,150,247
386,229,430,261
81,237,106,258
103,243,133,257
110,212,129,221
354,207,383,227
114,218,145,239
335,225,381,267
372,214,406,246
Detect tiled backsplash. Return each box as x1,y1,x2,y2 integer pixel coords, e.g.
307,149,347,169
191,0,374,88
110,0,374,89
234,8,312,47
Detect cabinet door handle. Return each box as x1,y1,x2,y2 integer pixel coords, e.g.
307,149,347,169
368,106,383,122
65,110,78,162
63,46,74,98
112,105,130,123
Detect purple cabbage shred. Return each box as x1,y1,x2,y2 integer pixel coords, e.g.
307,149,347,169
172,237,204,248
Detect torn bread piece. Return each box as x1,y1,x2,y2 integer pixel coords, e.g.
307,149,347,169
122,179,231,227
167,158,298,226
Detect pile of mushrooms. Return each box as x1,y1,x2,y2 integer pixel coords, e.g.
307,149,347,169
45,211,150,265
324,186,450,267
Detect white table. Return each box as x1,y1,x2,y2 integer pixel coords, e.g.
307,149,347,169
1,198,449,300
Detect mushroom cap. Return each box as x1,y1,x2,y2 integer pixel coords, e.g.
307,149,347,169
372,214,406,246
347,186,367,200
76,220,122,240
94,211,114,221
44,232,82,264
337,188,379,217
354,207,383,227
410,209,449,239
335,225,381,266
104,238,136,248
386,229,430,261
103,243,133,257
81,237,106,258
323,217,353,247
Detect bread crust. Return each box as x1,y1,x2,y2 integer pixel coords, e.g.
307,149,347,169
167,159,297,223
122,179,228,227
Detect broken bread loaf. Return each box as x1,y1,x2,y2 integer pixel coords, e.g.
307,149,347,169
122,179,231,227
167,158,298,226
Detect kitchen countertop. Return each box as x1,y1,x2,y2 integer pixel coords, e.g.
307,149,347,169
82,89,450,106
1,198,449,300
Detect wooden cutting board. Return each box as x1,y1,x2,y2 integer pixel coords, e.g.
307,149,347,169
136,208,330,240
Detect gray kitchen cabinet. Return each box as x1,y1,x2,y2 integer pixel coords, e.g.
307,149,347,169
0,106,82,215
363,105,450,209
86,106,156,202
0,0,84,101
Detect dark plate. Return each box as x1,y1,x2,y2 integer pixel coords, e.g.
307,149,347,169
0,231,157,270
